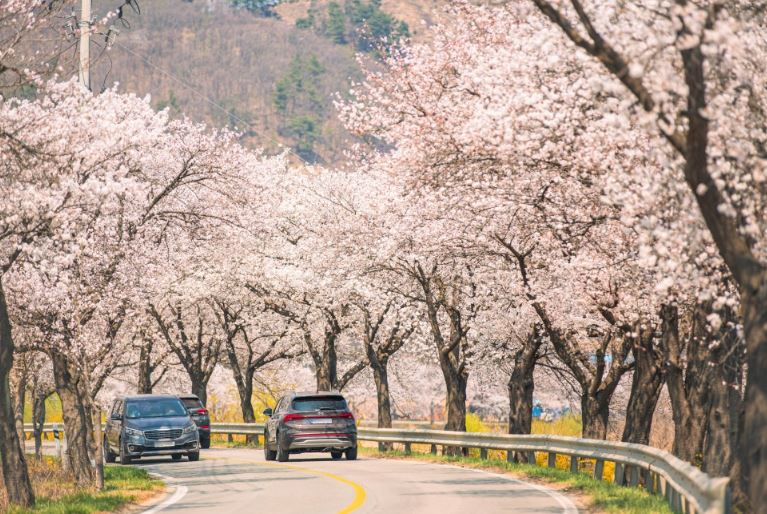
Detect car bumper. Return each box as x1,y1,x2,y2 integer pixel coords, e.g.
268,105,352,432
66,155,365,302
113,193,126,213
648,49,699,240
124,433,199,457
286,433,357,451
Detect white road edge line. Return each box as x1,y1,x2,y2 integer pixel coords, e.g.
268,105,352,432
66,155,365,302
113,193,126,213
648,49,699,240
444,463,579,514
141,473,188,514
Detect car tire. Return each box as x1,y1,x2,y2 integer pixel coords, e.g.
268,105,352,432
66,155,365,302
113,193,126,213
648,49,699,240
172,454,182,461
104,437,116,463
276,432,289,462
264,432,277,461
200,436,210,449
345,446,358,461
188,451,200,462
331,451,343,460
119,439,132,465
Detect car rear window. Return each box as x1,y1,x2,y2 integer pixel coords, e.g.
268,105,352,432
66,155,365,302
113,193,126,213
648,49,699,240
180,398,204,410
292,396,348,412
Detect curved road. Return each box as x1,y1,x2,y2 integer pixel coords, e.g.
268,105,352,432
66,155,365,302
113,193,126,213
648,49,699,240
135,448,578,513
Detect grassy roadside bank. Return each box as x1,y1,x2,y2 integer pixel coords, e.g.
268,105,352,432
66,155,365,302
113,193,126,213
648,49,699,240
3,458,163,514
359,447,672,514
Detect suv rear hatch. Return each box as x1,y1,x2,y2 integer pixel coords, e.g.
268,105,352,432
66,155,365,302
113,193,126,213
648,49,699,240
180,397,210,428
285,395,355,432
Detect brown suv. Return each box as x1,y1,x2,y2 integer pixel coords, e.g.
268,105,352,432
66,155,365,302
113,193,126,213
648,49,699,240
263,392,357,462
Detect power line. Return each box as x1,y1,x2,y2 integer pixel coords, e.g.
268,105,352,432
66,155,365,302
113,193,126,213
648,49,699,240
111,40,314,168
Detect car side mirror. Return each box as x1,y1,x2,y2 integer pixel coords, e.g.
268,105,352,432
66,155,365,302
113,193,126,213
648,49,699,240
111,412,122,420
262,408,273,417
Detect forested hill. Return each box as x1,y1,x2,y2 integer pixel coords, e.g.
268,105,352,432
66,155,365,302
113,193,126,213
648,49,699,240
95,0,441,165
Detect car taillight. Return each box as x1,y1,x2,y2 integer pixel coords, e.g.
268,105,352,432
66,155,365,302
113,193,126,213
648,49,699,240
196,409,208,416
200,425,210,429
336,412,354,420
283,413,307,423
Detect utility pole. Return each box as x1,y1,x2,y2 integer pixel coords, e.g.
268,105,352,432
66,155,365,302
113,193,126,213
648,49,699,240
78,0,91,90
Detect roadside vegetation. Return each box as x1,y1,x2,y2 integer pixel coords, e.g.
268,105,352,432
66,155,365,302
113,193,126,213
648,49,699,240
1,459,162,514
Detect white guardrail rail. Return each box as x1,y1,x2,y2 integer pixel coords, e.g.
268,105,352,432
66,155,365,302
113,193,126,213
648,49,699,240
25,422,730,514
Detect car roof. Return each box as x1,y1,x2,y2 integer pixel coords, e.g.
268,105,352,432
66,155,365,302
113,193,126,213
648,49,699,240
121,394,180,401
177,394,200,400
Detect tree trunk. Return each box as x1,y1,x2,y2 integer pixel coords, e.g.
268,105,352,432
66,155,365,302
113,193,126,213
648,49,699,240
581,393,609,440
622,325,664,445
137,339,154,394
315,361,335,391
371,360,393,451
508,328,542,439
33,391,47,461
233,367,256,444
12,368,26,450
51,351,98,487
190,375,208,405
372,363,392,429
507,355,535,463
439,355,468,456
0,279,35,507
738,283,767,510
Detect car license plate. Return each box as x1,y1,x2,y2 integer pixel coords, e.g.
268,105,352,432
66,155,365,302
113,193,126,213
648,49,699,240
311,418,332,424
155,440,175,448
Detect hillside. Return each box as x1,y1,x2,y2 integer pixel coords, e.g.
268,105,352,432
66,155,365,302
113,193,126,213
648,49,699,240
92,0,443,164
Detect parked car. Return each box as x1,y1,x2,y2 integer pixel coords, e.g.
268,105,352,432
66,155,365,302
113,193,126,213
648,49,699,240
263,392,357,462
179,394,211,449
104,394,200,464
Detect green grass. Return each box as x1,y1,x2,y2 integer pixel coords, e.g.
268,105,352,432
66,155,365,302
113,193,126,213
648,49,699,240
7,465,163,514
361,448,672,514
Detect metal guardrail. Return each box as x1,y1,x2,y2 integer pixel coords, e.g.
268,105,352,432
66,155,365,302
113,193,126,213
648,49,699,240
25,422,729,514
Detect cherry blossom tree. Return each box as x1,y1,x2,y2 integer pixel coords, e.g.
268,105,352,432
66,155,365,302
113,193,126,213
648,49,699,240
523,0,765,505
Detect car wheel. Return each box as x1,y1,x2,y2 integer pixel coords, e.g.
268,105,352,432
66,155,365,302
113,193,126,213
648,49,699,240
188,451,200,462
264,432,277,461
276,432,289,462
331,451,343,460
345,446,358,461
104,437,116,463
201,437,210,449
172,454,182,461
119,439,132,465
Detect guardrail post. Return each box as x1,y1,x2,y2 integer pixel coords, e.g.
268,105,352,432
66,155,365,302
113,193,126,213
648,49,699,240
526,451,536,465
480,448,488,460
570,455,578,473
628,465,639,487
227,433,233,443
54,423,62,461
404,442,412,455
670,488,681,513
614,463,624,485
593,459,604,481
430,444,437,455
643,469,653,493
547,452,556,468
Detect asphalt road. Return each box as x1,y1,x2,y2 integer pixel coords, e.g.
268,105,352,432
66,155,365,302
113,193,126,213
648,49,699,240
133,448,578,514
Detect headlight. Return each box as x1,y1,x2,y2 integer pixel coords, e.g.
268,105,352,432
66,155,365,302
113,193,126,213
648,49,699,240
182,423,197,434
124,427,143,437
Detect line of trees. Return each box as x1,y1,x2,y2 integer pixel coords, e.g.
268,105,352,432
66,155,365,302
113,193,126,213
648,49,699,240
1,1,764,512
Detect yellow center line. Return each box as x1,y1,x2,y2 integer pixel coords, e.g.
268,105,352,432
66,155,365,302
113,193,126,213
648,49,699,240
205,454,366,513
